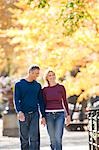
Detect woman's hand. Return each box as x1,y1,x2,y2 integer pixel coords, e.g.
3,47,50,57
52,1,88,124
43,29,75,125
65,115,71,126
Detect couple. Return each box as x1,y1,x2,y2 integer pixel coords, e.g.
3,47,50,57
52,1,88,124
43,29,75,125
14,65,70,150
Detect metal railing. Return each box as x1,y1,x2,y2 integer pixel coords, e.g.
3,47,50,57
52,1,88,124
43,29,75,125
88,108,99,150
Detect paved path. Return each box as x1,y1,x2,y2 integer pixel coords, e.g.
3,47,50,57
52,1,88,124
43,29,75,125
0,119,89,150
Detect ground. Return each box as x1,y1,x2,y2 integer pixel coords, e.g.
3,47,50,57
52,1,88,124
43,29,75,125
0,119,89,150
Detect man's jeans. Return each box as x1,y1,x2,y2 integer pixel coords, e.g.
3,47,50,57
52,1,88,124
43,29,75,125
19,111,40,150
46,112,65,150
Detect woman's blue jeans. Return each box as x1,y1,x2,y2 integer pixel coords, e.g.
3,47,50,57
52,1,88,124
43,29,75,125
46,112,65,150
19,111,40,150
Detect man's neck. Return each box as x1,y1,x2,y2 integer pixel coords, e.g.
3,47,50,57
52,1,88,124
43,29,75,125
25,76,35,82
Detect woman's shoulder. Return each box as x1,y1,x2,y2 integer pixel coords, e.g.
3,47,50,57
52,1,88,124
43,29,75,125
57,83,66,90
57,83,64,88
43,83,65,89
42,86,49,91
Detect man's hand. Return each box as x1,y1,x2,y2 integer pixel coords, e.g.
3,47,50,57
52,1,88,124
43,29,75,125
17,111,25,122
65,115,71,126
41,117,46,126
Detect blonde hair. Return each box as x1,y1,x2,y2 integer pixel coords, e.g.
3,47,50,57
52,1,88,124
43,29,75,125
44,70,55,86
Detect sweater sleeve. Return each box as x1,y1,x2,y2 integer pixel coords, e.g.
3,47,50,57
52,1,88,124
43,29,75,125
38,85,46,118
13,83,22,113
61,85,70,115
42,88,47,105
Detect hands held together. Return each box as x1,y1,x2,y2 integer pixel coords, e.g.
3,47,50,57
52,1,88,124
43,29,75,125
17,111,46,126
17,112,70,127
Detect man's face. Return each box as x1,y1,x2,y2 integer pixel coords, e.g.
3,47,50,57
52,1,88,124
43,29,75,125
30,69,40,80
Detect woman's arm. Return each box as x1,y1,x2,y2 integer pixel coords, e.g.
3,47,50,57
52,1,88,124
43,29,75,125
61,85,71,126
61,85,70,116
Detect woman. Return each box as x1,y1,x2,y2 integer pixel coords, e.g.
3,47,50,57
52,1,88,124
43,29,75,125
43,70,70,150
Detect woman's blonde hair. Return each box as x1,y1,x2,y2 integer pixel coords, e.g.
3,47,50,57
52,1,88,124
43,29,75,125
44,70,55,86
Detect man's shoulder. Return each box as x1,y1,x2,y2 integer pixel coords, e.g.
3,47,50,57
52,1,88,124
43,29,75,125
15,79,24,86
35,80,41,87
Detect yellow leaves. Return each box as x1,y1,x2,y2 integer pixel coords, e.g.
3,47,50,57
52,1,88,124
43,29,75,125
14,0,30,10
79,61,99,77
63,76,82,96
0,0,99,102
78,86,99,103
89,86,99,96
86,61,99,74
62,59,99,101
75,61,99,102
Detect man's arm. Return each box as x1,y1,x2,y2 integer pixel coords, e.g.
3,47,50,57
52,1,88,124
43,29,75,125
14,82,25,122
13,83,22,113
38,85,46,118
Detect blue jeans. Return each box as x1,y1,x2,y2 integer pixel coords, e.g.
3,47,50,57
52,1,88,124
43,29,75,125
19,111,40,150
46,112,65,150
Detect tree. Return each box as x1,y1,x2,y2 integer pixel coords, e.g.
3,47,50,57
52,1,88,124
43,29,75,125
0,0,29,76
0,0,99,102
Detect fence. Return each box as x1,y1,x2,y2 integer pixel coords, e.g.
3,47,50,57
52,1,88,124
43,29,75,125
88,108,99,150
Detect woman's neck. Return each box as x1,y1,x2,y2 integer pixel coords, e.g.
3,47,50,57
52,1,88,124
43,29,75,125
49,82,57,87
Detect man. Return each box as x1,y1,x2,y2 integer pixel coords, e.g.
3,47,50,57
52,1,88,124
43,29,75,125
14,65,46,150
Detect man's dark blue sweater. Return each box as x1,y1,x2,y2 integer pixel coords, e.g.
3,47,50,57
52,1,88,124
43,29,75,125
14,79,45,117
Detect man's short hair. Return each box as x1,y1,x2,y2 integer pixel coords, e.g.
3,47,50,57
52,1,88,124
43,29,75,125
29,65,40,73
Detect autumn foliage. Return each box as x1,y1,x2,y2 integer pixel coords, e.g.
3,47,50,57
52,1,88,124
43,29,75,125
0,0,99,102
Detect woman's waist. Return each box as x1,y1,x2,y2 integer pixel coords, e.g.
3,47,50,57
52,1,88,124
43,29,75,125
45,109,64,113
46,99,62,106
45,101,63,109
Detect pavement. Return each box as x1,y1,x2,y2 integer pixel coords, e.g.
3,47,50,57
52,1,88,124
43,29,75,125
0,119,89,150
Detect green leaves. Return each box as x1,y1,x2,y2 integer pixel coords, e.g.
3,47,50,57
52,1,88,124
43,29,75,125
66,2,74,8
58,0,90,35
38,0,49,8
27,0,49,8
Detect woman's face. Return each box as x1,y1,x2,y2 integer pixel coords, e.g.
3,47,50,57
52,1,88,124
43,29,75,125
47,71,56,83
